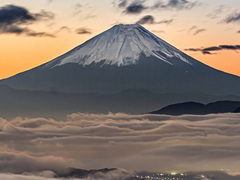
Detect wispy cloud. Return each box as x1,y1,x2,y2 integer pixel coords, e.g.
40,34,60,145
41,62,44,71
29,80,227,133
56,26,71,34
136,15,155,24
118,0,128,8
207,5,227,19
153,0,198,10
224,12,240,24
76,27,92,34
188,26,206,35
73,3,82,15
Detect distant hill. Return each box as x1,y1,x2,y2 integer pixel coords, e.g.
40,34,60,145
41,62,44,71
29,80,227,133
55,168,116,179
150,101,240,115
55,168,143,180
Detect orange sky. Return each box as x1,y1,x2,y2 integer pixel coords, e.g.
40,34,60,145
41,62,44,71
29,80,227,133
0,0,239,79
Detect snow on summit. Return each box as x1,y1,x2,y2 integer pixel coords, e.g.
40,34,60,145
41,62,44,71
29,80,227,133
45,24,190,68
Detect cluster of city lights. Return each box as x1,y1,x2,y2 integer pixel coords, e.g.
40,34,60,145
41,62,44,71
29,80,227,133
133,172,206,180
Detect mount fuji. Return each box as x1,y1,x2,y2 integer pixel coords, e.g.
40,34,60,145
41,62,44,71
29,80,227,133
1,24,240,95
0,24,240,118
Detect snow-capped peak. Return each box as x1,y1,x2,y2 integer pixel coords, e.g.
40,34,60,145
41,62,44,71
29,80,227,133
44,24,190,68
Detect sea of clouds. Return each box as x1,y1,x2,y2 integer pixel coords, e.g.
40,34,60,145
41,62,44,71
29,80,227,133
0,112,240,179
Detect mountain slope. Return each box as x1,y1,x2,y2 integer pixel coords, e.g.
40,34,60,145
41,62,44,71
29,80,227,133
1,24,240,96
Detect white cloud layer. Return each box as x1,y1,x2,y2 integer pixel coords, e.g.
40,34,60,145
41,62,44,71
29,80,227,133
0,112,240,178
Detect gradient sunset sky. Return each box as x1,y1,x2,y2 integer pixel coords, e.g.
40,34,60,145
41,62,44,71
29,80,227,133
0,0,239,79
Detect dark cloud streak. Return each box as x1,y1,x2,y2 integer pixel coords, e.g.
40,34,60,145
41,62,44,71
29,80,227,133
0,5,55,37
158,19,174,24
136,15,173,25
118,0,198,15
136,15,154,24
124,1,146,14
153,0,198,10
193,28,206,35
185,44,240,55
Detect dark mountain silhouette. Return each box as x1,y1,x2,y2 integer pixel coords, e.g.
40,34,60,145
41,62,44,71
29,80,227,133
55,168,116,178
150,101,240,115
55,168,144,180
233,107,240,113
